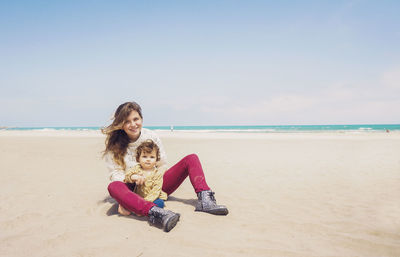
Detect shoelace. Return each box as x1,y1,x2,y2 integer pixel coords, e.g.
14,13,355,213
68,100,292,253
149,210,162,223
207,191,216,202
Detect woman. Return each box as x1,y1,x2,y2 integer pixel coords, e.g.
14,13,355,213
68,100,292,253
103,101,228,232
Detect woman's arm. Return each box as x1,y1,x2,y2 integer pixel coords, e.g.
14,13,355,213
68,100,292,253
105,153,126,182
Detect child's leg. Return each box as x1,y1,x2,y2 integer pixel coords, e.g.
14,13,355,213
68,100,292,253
162,154,211,195
108,181,155,216
153,198,165,208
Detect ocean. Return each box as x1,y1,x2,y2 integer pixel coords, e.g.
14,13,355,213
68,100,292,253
2,124,400,133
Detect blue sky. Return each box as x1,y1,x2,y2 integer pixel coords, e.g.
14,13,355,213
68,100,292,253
1,0,399,126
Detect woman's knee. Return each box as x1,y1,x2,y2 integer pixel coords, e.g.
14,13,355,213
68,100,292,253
185,153,199,162
183,154,201,168
107,181,125,195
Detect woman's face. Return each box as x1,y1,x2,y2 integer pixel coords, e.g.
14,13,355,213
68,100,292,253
123,110,143,141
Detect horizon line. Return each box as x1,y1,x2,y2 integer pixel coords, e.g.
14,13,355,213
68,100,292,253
2,123,400,129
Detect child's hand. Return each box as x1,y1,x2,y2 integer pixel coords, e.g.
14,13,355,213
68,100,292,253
131,175,145,185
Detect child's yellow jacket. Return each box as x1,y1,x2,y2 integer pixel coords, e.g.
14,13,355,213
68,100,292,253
124,164,168,202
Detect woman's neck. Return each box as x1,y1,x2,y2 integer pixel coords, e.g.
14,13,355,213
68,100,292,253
128,131,141,142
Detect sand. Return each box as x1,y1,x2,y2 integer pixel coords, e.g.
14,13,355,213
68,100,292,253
0,130,399,257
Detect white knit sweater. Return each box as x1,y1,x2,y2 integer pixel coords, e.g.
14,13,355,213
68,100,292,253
105,128,167,182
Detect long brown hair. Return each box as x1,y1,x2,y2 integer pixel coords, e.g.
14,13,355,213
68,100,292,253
102,101,143,169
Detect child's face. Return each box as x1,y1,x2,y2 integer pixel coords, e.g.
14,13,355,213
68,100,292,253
139,149,157,170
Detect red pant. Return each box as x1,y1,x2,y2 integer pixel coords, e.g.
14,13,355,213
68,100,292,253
108,154,210,216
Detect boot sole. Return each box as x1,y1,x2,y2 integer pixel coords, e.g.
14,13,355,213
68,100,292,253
164,213,180,232
195,207,229,215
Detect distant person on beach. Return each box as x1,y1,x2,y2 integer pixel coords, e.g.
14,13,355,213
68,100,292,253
124,139,167,209
102,101,228,232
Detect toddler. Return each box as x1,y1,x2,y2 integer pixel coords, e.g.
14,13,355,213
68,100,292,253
124,139,167,208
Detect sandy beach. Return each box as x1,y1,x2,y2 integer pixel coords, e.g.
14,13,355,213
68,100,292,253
0,130,399,257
